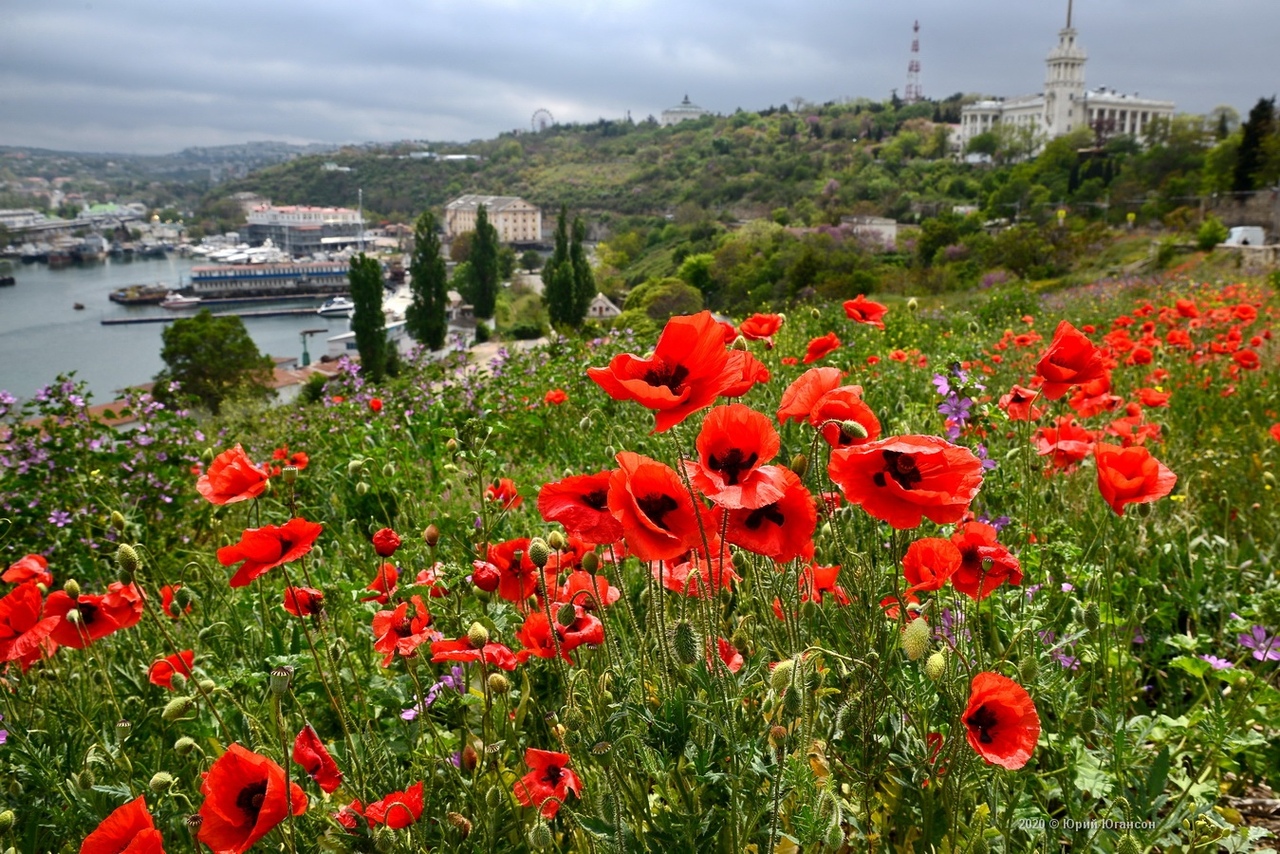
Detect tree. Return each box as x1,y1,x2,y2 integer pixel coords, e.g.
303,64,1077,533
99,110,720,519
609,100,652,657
470,205,499,319
570,216,594,323
542,205,575,327
520,249,542,272
154,310,272,415
405,211,448,350
1233,97,1275,193
349,253,387,382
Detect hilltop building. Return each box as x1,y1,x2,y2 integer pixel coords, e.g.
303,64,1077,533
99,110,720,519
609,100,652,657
661,95,710,126
959,1,1175,151
245,204,363,256
444,195,542,244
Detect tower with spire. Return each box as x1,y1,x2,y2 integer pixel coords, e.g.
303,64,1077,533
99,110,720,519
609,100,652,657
1043,0,1087,134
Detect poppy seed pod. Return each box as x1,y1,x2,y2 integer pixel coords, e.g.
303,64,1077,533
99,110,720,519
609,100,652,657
902,618,931,661
581,551,599,573
446,812,472,839
789,453,809,478
1083,602,1101,632
487,673,510,695
466,622,490,649
110,510,127,531
269,665,293,697
116,720,132,740
555,603,576,629
528,538,551,568
771,659,796,695
672,620,698,665
0,811,13,833
1079,706,1097,733
62,578,80,599
547,530,566,551
184,814,203,831
925,651,947,681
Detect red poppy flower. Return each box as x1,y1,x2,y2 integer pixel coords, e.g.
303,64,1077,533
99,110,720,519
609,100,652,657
963,672,1040,770
1034,321,1109,400
368,397,383,412
1093,443,1177,516
798,563,850,606
371,527,402,558
587,310,738,433
686,404,785,509
514,748,582,819
197,744,308,854
880,592,921,621
485,477,523,510
480,538,555,606
283,586,325,617
3,553,51,587
362,563,398,604
710,636,744,673
371,595,436,667
657,548,740,598
1032,417,1094,472
1233,349,1261,370
607,451,710,562
802,332,841,364
950,522,1022,600
333,800,364,831
781,356,798,366
557,570,620,610
777,367,846,424
997,385,1044,422
843,295,888,329
80,795,164,854
365,781,424,829
721,349,771,397
544,388,568,405
810,386,882,448
430,637,518,670
739,312,784,342
270,446,309,471
1271,423,1280,443
293,725,343,794
1136,388,1171,408
196,444,271,505
413,563,450,597
828,435,984,529
45,582,144,650
902,538,962,596
471,562,500,593
537,471,625,545
0,581,59,670
722,466,817,563
148,649,194,691
216,518,323,588
516,607,604,664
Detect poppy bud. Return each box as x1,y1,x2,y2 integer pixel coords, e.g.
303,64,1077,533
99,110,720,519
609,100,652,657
356,481,370,495
581,551,599,573
162,696,196,722
547,530,566,551
0,811,13,833
373,827,396,853
424,524,440,547
823,819,844,849
788,453,809,478
197,678,215,692
462,743,479,772
815,788,838,826
62,578,80,599
731,335,749,351
732,629,751,655
771,659,796,695
149,771,175,793
528,819,554,850
76,769,95,790
170,673,187,692
174,586,196,608
971,837,989,854
110,510,127,531
174,736,197,756
1019,656,1039,684
446,436,459,453
902,617,931,661
840,420,868,440
925,651,946,681
65,608,83,626
810,307,821,318
487,673,510,695
672,620,698,665
472,563,500,592
269,665,293,697
907,297,919,312
1116,836,1140,854
1083,602,1101,632
117,542,141,576
1079,706,1097,734
381,462,395,478
556,602,577,629
578,416,591,431
201,447,214,463
347,459,365,477
528,538,551,568
783,685,803,716
446,812,472,839
467,622,490,649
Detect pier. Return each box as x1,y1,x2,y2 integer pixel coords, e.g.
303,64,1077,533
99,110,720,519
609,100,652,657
101,307,323,325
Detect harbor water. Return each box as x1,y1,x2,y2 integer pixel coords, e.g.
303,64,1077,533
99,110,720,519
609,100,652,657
0,256,347,403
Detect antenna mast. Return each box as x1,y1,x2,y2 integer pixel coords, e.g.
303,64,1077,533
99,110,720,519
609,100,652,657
905,20,922,104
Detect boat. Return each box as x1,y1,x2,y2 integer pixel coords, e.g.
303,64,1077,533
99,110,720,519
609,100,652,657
109,284,170,305
160,293,203,310
73,302,85,310
0,276,15,287
317,296,355,317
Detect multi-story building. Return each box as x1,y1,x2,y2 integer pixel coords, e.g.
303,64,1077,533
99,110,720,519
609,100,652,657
444,195,542,244
245,204,363,257
959,2,1175,152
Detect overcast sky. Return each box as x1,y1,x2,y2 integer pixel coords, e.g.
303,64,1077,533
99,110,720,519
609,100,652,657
1,0,1275,155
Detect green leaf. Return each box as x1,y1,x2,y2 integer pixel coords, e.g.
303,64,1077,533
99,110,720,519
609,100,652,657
1169,655,1212,678
1147,746,1170,805
576,814,617,839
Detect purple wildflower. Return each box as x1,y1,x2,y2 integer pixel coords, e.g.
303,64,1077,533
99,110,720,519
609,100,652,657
1199,655,1232,671
1238,626,1280,662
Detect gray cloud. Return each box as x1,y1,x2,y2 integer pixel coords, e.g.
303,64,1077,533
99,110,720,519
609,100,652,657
0,0,1274,154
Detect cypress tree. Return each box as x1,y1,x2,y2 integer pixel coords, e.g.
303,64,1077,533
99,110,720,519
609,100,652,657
1234,97,1276,193
470,205,499,319
349,253,387,382
543,205,574,327
406,210,448,350
570,215,594,325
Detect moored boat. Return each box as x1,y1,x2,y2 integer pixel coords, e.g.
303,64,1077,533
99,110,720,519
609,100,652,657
317,296,355,317
109,284,170,305
160,292,202,310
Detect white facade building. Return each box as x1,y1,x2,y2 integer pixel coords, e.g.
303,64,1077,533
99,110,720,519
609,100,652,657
661,95,710,127
959,1,1175,151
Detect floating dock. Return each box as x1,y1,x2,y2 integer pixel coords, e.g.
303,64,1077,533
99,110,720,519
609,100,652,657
101,307,322,325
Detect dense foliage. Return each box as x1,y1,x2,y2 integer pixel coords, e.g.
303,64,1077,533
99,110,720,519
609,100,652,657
153,310,273,415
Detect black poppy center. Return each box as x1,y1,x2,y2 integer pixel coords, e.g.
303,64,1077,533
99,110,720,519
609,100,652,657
744,504,786,530
637,493,680,530
78,602,100,625
873,450,923,490
542,764,564,786
642,362,690,393
581,489,609,511
707,448,759,485
967,704,1000,744
236,780,268,819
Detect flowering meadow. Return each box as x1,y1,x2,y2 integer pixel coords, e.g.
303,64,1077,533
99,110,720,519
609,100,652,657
0,277,1278,853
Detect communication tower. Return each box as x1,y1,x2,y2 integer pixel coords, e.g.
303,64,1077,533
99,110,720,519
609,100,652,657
905,20,923,104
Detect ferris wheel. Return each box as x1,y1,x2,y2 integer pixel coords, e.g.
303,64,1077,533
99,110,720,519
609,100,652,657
531,109,555,132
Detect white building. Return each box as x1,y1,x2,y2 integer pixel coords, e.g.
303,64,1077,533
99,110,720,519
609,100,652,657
444,195,542,244
959,1,1175,152
661,95,710,127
